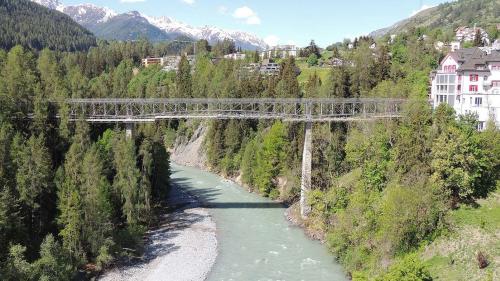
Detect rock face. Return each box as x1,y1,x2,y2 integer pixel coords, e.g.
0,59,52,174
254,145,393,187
170,125,207,169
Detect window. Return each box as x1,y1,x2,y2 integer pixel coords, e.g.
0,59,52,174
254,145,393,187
493,81,500,87
478,122,485,131
469,85,478,92
474,97,482,106
470,74,479,82
444,65,456,72
438,85,448,93
456,95,461,101
457,85,462,91
436,95,447,104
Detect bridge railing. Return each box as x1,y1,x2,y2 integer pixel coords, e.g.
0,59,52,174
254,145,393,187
65,98,405,122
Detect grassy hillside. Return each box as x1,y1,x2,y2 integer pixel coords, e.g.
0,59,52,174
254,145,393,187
0,0,96,51
422,186,500,281
371,0,499,38
296,59,330,85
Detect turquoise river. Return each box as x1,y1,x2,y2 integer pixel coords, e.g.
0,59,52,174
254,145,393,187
171,164,347,281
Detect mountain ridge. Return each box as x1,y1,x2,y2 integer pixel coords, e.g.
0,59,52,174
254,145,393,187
31,0,268,50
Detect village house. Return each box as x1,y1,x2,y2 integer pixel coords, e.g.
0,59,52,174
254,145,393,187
430,47,500,130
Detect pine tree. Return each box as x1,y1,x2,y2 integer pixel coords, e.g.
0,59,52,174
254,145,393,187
57,121,90,263
112,59,133,98
0,46,38,131
32,234,74,281
15,134,53,250
241,139,258,187
113,135,141,226
276,57,300,98
81,145,114,257
254,122,288,197
138,139,153,224
176,55,193,98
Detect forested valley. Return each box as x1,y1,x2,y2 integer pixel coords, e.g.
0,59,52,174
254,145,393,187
0,17,498,281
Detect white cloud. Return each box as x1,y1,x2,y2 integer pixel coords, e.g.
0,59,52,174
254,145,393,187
218,5,228,15
181,0,195,5
264,35,279,47
410,4,435,17
120,0,146,3
233,6,261,25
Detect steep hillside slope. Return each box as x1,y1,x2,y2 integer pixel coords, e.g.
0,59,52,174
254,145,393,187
370,0,499,38
0,0,96,51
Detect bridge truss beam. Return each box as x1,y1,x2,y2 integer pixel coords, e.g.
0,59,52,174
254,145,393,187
66,98,405,123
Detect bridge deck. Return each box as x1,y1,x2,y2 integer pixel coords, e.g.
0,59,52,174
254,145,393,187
66,98,405,122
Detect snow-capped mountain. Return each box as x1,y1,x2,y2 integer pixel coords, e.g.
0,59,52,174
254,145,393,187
31,0,268,50
145,16,268,50
63,4,116,27
32,0,64,10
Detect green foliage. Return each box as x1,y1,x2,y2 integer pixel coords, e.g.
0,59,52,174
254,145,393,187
241,139,258,187
307,54,319,66
113,135,141,226
176,55,193,98
0,0,96,52
253,122,288,196
431,123,492,202
32,234,74,281
376,254,432,281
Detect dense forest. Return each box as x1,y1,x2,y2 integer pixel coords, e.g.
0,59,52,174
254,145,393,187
0,43,171,280
0,0,97,52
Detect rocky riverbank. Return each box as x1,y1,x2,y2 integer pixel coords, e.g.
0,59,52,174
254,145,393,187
99,180,217,281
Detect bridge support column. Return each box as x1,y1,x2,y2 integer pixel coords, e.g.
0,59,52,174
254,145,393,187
300,121,313,219
125,123,134,140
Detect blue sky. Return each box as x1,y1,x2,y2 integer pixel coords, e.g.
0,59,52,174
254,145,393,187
64,0,452,47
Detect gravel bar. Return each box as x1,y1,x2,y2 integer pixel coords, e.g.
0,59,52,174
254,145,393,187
99,183,218,281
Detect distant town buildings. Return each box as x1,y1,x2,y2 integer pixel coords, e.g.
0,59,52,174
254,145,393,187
223,52,247,60
141,55,195,72
261,45,298,59
430,47,500,130
259,59,281,75
455,26,490,45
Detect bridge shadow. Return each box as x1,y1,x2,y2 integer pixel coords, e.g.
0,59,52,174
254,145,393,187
170,172,285,210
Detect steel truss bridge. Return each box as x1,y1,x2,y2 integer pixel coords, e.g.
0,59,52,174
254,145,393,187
66,98,405,123
65,98,406,218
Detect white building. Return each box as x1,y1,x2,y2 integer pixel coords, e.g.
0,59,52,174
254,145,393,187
142,55,195,72
261,45,298,59
430,48,500,130
450,41,461,52
224,53,247,60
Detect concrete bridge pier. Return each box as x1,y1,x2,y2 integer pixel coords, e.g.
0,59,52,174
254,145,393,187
125,123,134,139
300,121,313,219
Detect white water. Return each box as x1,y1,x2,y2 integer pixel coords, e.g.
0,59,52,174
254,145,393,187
171,164,347,281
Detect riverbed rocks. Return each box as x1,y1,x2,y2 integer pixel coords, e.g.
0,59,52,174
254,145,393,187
98,182,217,281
